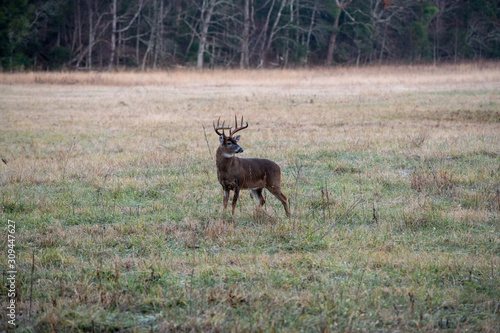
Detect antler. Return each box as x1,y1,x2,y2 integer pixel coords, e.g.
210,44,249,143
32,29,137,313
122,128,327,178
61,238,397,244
230,115,248,137
213,117,232,137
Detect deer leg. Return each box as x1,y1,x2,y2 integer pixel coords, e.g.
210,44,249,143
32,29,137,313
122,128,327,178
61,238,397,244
267,187,290,218
251,188,265,207
231,187,240,215
276,192,290,218
222,188,230,212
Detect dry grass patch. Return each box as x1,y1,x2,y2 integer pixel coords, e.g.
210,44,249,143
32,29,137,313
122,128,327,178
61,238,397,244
1,65,499,332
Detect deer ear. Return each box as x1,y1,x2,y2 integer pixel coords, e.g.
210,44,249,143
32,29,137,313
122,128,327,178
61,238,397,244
234,135,240,142
219,135,224,143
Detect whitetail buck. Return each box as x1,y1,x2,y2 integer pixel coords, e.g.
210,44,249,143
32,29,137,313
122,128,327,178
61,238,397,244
213,116,290,218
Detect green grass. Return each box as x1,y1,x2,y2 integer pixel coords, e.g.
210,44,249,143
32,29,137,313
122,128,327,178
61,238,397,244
1,67,499,332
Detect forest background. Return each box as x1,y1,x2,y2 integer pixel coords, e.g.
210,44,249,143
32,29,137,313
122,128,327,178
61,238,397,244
1,0,499,71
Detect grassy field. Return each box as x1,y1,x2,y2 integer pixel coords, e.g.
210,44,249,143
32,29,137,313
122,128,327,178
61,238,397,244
1,64,499,332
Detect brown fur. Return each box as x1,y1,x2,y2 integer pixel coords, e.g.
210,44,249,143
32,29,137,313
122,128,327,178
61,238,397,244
216,139,290,218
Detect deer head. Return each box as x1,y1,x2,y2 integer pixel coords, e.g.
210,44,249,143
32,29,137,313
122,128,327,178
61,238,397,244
213,115,249,157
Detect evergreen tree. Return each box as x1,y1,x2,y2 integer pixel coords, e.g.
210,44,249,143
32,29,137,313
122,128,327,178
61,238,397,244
0,0,33,69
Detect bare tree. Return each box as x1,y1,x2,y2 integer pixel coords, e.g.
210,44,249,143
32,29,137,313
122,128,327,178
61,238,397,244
141,0,158,69
240,0,250,68
114,0,145,68
303,1,317,65
108,0,118,70
87,0,93,71
196,0,217,70
257,0,288,68
369,0,408,64
68,0,110,70
429,0,459,64
325,0,352,66
23,0,499,70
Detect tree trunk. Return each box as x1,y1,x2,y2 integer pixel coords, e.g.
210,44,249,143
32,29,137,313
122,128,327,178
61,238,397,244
72,0,80,56
284,0,294,68
240,0,250,68
117,30,121,67
304,2,317,65
258,0,286,68
108,0,117,70
325,0,351,66
197,0,216,70
255,0,274,68
154,0,163,69
88,0,93,71
378,21,388,65
325,8,341,66
136,12,140,66
142,0,158,70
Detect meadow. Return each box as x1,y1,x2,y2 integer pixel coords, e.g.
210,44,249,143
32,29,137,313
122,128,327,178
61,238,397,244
1,64,499,332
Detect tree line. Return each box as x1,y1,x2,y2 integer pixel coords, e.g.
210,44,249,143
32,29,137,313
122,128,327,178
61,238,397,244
1,0,499,71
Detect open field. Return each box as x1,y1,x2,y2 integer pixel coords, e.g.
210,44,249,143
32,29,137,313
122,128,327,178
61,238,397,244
1,64,499,332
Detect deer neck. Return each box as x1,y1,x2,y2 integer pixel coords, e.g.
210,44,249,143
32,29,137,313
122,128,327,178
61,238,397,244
216,147,239,170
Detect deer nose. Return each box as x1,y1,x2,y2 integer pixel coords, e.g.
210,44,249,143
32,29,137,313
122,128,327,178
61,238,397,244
236,147,244,153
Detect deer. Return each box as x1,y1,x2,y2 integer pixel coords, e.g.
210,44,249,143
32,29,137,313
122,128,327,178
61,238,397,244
213,116,290,218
